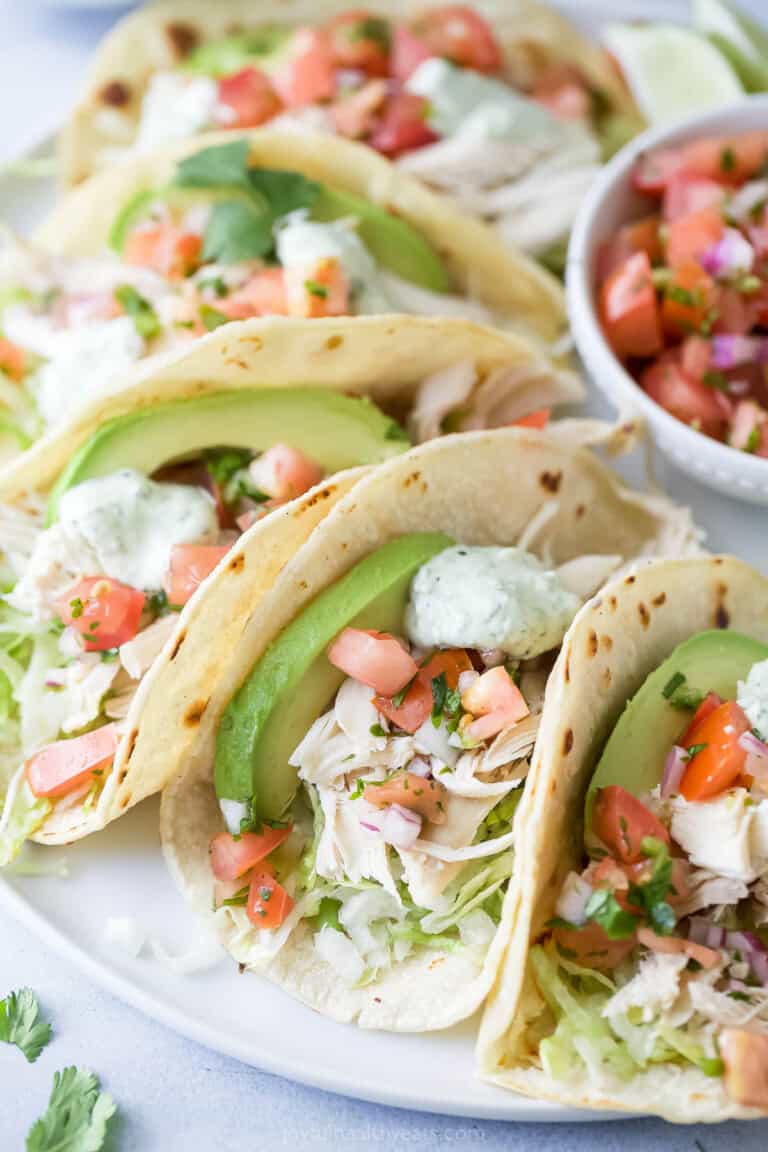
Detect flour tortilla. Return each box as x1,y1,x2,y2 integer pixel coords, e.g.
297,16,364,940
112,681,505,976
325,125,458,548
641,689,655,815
477,556,768,1121
44,126,564,345
160,429,699,1032
2,314,559,844
60,0,632,187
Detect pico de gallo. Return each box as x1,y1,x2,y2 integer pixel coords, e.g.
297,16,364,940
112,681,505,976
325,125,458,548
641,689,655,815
89,6,630,262
534,635,768,1109
598,130,768,458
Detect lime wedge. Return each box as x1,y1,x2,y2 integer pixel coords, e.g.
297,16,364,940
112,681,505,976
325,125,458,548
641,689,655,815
603,23,744,124
692,0,768,92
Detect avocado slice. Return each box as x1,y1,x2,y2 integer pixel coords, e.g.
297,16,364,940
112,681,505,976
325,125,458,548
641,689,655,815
47,389,408,523
214,532,453,817
109,178,451,292
183,27,293,79
585,630,768,828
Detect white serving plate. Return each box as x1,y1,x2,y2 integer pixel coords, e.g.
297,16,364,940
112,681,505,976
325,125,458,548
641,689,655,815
1,0,765,1121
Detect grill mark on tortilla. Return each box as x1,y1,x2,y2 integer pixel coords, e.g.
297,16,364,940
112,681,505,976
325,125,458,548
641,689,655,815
119,792,132,810
575,504,585,519
652,592,667,607
165,22,200,58
539,470,562,494
124,729,138,762
714,582,730,628
184,700,208,726
586,630,598,658
624,574,636,585
99,80,131,107
608,595,617,611
305,485,335,508
228,553,245,573
601,634,613,652
638,602,650,629
325,335,343,351
562,728,574,755
403,471,422,488
169,630,187,661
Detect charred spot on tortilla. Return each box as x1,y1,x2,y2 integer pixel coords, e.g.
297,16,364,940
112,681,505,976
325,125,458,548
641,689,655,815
243,336,263,350
298,579,309,591
652,592,667,607
169,630,187,660
99,80,131,108
601,634,613,652
185,700,208,726
403,471,422,489
549,778,557,795
575,504,586,519
714,581,730,628
119,793,132,810
224,357,249,371
305,486,335,509
608,595,618,611
124,729,138,762
539,470,562,494
601,667,612,690
586,630,598,658
164,22,199,59
325,335,343,351
624,574,636,585
562,728,574,755
228,554,245,574
638,602,650,629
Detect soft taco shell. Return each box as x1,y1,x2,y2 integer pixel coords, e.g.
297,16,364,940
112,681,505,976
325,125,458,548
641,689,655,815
477,556,768,1122
2,315,559,843
61,0,633,188
160,429,699,1032
44,126,564,343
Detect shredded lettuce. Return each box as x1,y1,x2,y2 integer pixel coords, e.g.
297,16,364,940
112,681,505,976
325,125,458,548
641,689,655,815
420,848,515,935
0,775,51,866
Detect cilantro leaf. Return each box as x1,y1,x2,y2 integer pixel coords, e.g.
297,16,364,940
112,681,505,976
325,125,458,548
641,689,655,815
199,303,230,332
202,200,273,264
247,168,319,216
0,988,51,1063
584,889,638,939
113,285,161,340
26,1067,115,1152
626,837,677,937
661,671,685,699
175,138,252,190
431,672,448,725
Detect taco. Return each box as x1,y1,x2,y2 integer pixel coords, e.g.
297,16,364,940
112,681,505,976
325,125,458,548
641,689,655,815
60,1,639,266
159,429,697,1032
0,314,564,861
0,129,564,465
478,556,768,1120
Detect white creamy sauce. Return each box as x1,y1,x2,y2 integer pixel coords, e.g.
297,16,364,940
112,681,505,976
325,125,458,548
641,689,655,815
405,546,581,659
737,658,768,739
58,469,218,591
405,58,567,143
274,211,392,312
135,72,219,153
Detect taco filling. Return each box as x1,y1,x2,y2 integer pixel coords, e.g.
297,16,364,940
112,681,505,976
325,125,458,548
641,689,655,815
209,538,617,983
0,386,408,861
108,5,626,261
533,630,768,1110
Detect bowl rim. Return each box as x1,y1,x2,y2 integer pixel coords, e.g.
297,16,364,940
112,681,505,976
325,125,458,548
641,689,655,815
566,92,768,497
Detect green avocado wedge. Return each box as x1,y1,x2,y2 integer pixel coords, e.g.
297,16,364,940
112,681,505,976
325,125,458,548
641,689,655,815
183,28,293,79
47,389,409,524
585,630,768,830
215,532,453,819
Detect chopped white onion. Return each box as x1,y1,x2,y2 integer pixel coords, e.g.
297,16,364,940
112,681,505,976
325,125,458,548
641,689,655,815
219,799,249,836
380,803,422,849
701,227,754,278
458,670,480,694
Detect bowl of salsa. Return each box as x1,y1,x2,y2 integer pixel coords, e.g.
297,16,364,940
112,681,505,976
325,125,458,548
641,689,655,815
567,95,768,504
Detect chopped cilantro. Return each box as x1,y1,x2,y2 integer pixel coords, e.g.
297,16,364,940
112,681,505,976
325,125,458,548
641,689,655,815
99,649,119,663
745,426,761,454
665,284,695,307
662,672,686,699
369,723,386,738
26,1066,115,1152
349,16,390,51
737,274,761,295
720,146,736,173
431,671,448,725
199,303,229,331
684,742,708,761
626,837,677,937
148,589,170,616
584,889,638,940
202,200,274,264
391,674,416,709
198,275,228,298
703,370,729,391
175,138,254,190
68,597,84,620
221,886,249,907
304,279,328,299
661,671,704,711
0,988,51,1063
114,284,161,340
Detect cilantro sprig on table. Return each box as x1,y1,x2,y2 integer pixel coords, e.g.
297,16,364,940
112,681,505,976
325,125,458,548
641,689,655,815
0,987,51,1063
26,1067,115,1152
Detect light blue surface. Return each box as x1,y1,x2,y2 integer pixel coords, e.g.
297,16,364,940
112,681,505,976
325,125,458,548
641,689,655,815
3,2,768,1149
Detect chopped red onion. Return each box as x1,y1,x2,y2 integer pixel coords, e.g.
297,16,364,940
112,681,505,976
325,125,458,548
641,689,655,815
710,334,765,370
725,930,768,985
701,227,754,278
359,820,381,833
739,730,768,760
688,917,725,950
661,745,688,798
380,804,422,850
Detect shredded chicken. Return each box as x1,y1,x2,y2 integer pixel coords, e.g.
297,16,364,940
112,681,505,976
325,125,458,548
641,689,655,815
409,360,476,443
458,361,583,433
119,614,177,680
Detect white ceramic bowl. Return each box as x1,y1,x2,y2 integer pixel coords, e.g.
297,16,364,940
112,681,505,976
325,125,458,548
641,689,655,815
567,94,768,505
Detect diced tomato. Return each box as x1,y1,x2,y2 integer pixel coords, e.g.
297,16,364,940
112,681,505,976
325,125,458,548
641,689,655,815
411,6,503,73
592,785,670,863
209,825,292,881
531,65,591,121
217,268,289,320
666,207,724,268
326,10,390,76
720,1029,768,1109
363,770,447,823
163,544,230,607
374,648,473,734
274,27,335,108
327,628,418,697
58,577,145,652
369,92,438,157
714,285,755,336
636,926,720,968
461,666,528,719
26,724,118,799
597,215,662,281
551,921,636,972
217,67,282,129
642,352,731,437
284,257,350,318
660,260,717,338
391,22,432,82
599,251,662,360
0,337,25,382
663,177,726,223
510,408,550,430
246,869,294,930
681,691,723,745
248,443,324,501
633,147,685,195
124,225,202,279
680,700,751,801
680,336,711,379
680,132,768,184
332,79,388,139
